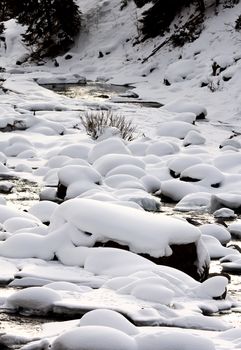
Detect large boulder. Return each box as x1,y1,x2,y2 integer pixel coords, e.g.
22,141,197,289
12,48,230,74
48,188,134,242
49,199,209,281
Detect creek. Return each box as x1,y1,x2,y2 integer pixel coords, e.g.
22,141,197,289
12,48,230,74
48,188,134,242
43,81,163,108
0,82,241,344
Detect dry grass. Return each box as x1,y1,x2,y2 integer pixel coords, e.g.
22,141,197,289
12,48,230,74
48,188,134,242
80,110,136,141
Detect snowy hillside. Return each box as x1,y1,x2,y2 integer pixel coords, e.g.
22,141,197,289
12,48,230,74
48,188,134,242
2,0,241,124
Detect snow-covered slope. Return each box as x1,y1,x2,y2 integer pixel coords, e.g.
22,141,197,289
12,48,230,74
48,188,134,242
1,0,241,129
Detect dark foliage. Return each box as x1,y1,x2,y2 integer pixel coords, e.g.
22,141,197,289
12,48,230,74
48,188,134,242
10,0,81,60
223,0,239,8
133,0,150,7
0,21,4,35
235,14,241,30
171,13,203,46
138,0,204,39
0,0,14,21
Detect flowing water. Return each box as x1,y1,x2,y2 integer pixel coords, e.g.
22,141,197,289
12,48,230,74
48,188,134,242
42,81,131,101
1,83,241,344
43,82,163,107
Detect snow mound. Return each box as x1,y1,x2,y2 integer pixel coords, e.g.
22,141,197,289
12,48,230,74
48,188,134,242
88,137,130,164
199,224,231,245
57,165,102,199
79,309,138,335
180,164,224,187
168,155,202,177
51,326,137,350
93,154,145,176
28,201,59,223
49,198,202,259
164,99,207,119
135,330,215,350
175,192,211,212
164,59,197,84
210,193,241,212
5,286,61,313
156,121,196,139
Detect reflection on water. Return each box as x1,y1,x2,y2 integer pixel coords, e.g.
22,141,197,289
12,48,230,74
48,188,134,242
42,82,131,102
42,82,163,108
4,178,40,211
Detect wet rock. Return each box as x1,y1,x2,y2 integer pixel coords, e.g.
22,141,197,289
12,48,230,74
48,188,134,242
94,240,209,282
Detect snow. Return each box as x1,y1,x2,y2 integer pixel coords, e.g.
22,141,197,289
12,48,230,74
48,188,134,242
78,309,138,335
88,137,130,163
1,0,241,348
93,154,145,176
5,286,61,313
164,59,197,84
174,192,211,212
201,235,237,259
199,223,231,245
135,330,215,350
48,198,204,260
156,121,196,139
180,164,224,187
51,326,138,350
28,201,59,223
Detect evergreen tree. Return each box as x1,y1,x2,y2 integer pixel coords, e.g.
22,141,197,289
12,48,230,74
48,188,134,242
0,0,11,21
11,0,81,59
134,0,206,39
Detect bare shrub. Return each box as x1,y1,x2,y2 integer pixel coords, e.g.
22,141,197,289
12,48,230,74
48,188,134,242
80,110,136,141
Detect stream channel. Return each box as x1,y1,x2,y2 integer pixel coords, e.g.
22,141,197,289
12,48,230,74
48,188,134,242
0,82,241,344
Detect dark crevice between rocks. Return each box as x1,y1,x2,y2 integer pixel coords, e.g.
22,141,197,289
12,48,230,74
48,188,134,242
56,183,67,200
180,176,200,182
169,169,180,178
159,193,177,204
196,112,206,120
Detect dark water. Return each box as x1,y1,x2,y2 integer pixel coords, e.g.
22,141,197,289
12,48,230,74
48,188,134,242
2,177,40,211
43,82,163,108
42,82,132,101
1,175,241,340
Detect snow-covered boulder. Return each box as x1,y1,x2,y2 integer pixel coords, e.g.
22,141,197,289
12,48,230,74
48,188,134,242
175,192,211,212
51,326,137,350
5,286,61,314
164,59,197,85
210,193,241,213
168,155,202,178
78,309,138,335
88,137,130,164
93,154,145,176
161,179,199,202
49,198,209,280
145,141,178,156
156,121,196,139
58,143,92,160
183,130,206,147
180,164,224,187
106,164,146,178
113,188,161,211
228,220,241,239
164,99,207,120
56,165,102,200
201,235,237,259
199,224,231,245
213,208,237,220
28,201,59,224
